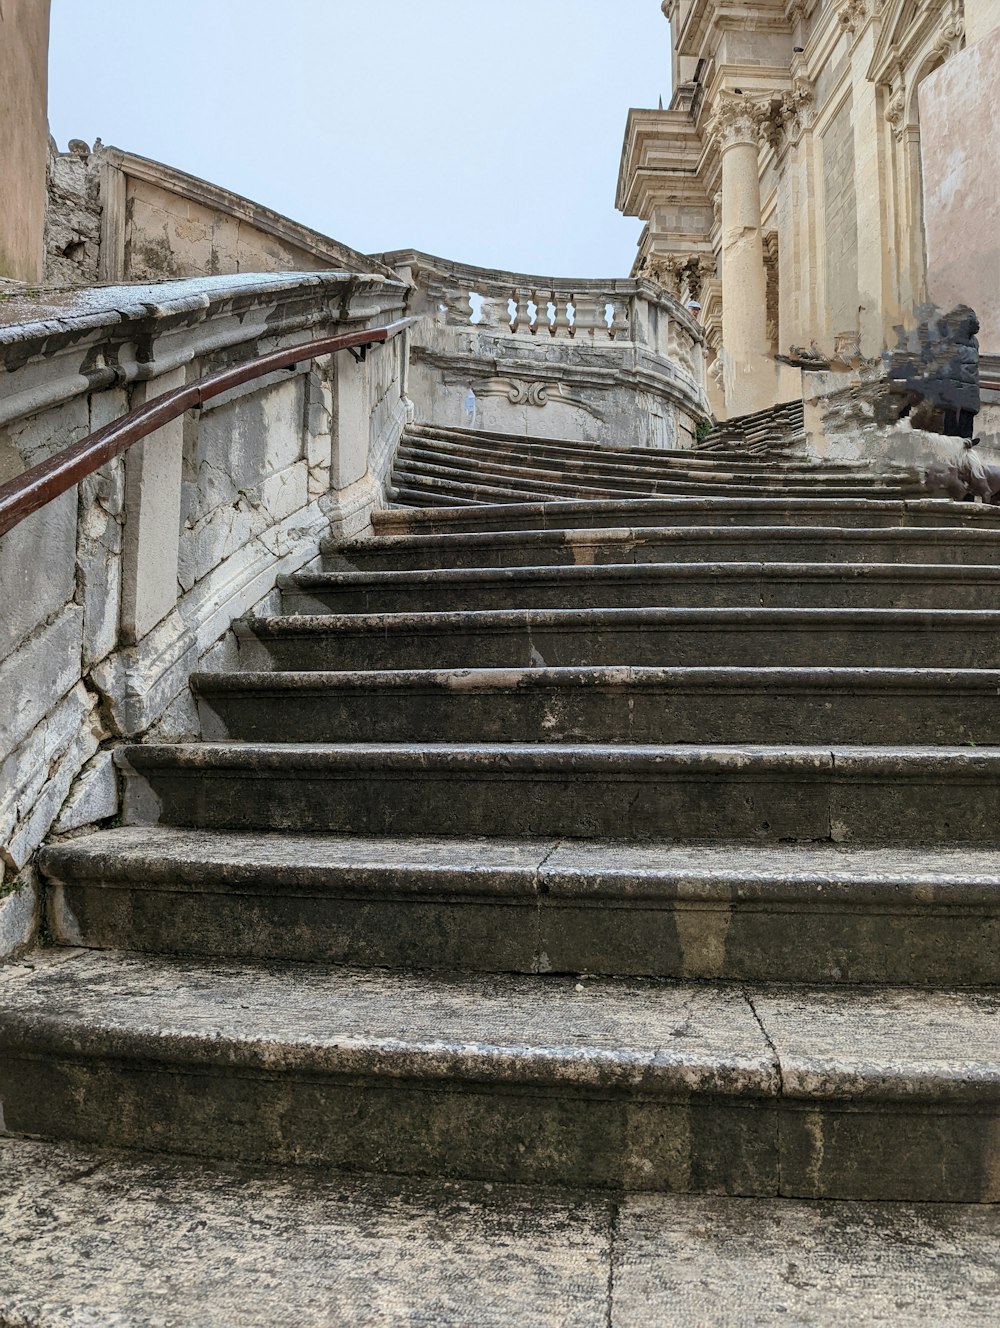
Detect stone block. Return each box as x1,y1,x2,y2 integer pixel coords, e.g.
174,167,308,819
121,369,185,645
0,605,83,756
53,752,119,834
0,489,76,657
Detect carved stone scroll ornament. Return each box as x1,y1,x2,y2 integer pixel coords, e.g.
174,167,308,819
478,378,606,421
932,11,965,61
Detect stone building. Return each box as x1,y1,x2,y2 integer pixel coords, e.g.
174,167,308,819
617,0,1000,418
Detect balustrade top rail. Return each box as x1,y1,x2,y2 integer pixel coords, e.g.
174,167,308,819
0,318,412,539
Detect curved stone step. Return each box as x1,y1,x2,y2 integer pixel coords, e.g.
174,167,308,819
391,457,918,504
0,949,998,1200
407,420,803,466
325,524,1000,572
398,434,876,480
373,497,1000,537
41,828,1000,985
238,606,1000,671
193,666,1000,746
40,828,1000,985
280,561,1000,614
119,741,1000,844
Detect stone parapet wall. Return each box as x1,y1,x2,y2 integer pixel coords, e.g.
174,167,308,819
43,143,394,288
381,250,710,450
0,270,408,956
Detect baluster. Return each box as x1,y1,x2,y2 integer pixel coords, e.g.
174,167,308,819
552,291,571,338
443,286,474,327
532,288,553,337
511,288,531,336
610,299,631,341
573,294,600,340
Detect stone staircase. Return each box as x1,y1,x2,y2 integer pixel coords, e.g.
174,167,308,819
389,409,924,507
5,428,1000,1211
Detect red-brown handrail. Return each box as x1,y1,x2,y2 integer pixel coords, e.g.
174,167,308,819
0,318,413,538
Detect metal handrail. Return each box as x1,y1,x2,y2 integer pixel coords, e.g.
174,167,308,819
0,317,413,539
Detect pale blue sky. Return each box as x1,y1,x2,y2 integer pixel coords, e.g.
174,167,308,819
47,0,671,277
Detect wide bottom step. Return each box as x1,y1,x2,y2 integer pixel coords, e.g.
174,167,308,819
0,950,998,1201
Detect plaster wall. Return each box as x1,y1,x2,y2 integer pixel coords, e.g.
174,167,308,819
920,27,1000,356
0,0,51,281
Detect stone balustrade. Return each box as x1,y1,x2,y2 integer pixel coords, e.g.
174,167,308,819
382,250,710,451
0,270,408,951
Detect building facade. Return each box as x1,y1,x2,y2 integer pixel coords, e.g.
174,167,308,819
617,0,999,418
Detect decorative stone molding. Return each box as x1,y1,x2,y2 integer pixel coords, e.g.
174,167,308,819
837,0,869,37
884,83,906,138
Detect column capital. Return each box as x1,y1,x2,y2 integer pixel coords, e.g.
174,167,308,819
707,93,771,153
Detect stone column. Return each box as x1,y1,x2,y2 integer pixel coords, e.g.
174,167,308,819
710,96,774,418
0,0,51,282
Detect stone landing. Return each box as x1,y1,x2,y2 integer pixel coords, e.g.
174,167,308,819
1,1138,998,1327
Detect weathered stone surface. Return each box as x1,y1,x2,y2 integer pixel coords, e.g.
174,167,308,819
613,1192,1000,1326
0,490,76,657
0,879,37,959
0,1139,611,1328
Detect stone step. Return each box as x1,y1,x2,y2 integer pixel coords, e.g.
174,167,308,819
391,457,917,504
0,949,998,1200
399,433,875,478
5,1138,998,1328
324,524,1000,572
238,607,1000,671
373,497,1000,537
280,561,1000,614
406,420,798,466
119,740,1000,844
193,666,1000,746
41,827,1000,985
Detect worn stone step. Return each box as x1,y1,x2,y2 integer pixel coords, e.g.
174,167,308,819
399,434,876,480
41,828,1000,985
119,741,1000,844
193,666,1000,746
373,497,1000,537
238,607,1000,671
1,950,998,1200
391,457,916,504
324,524,1000,572
280,562,1000,614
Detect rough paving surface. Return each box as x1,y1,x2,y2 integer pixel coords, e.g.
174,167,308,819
1,1138,998,1328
